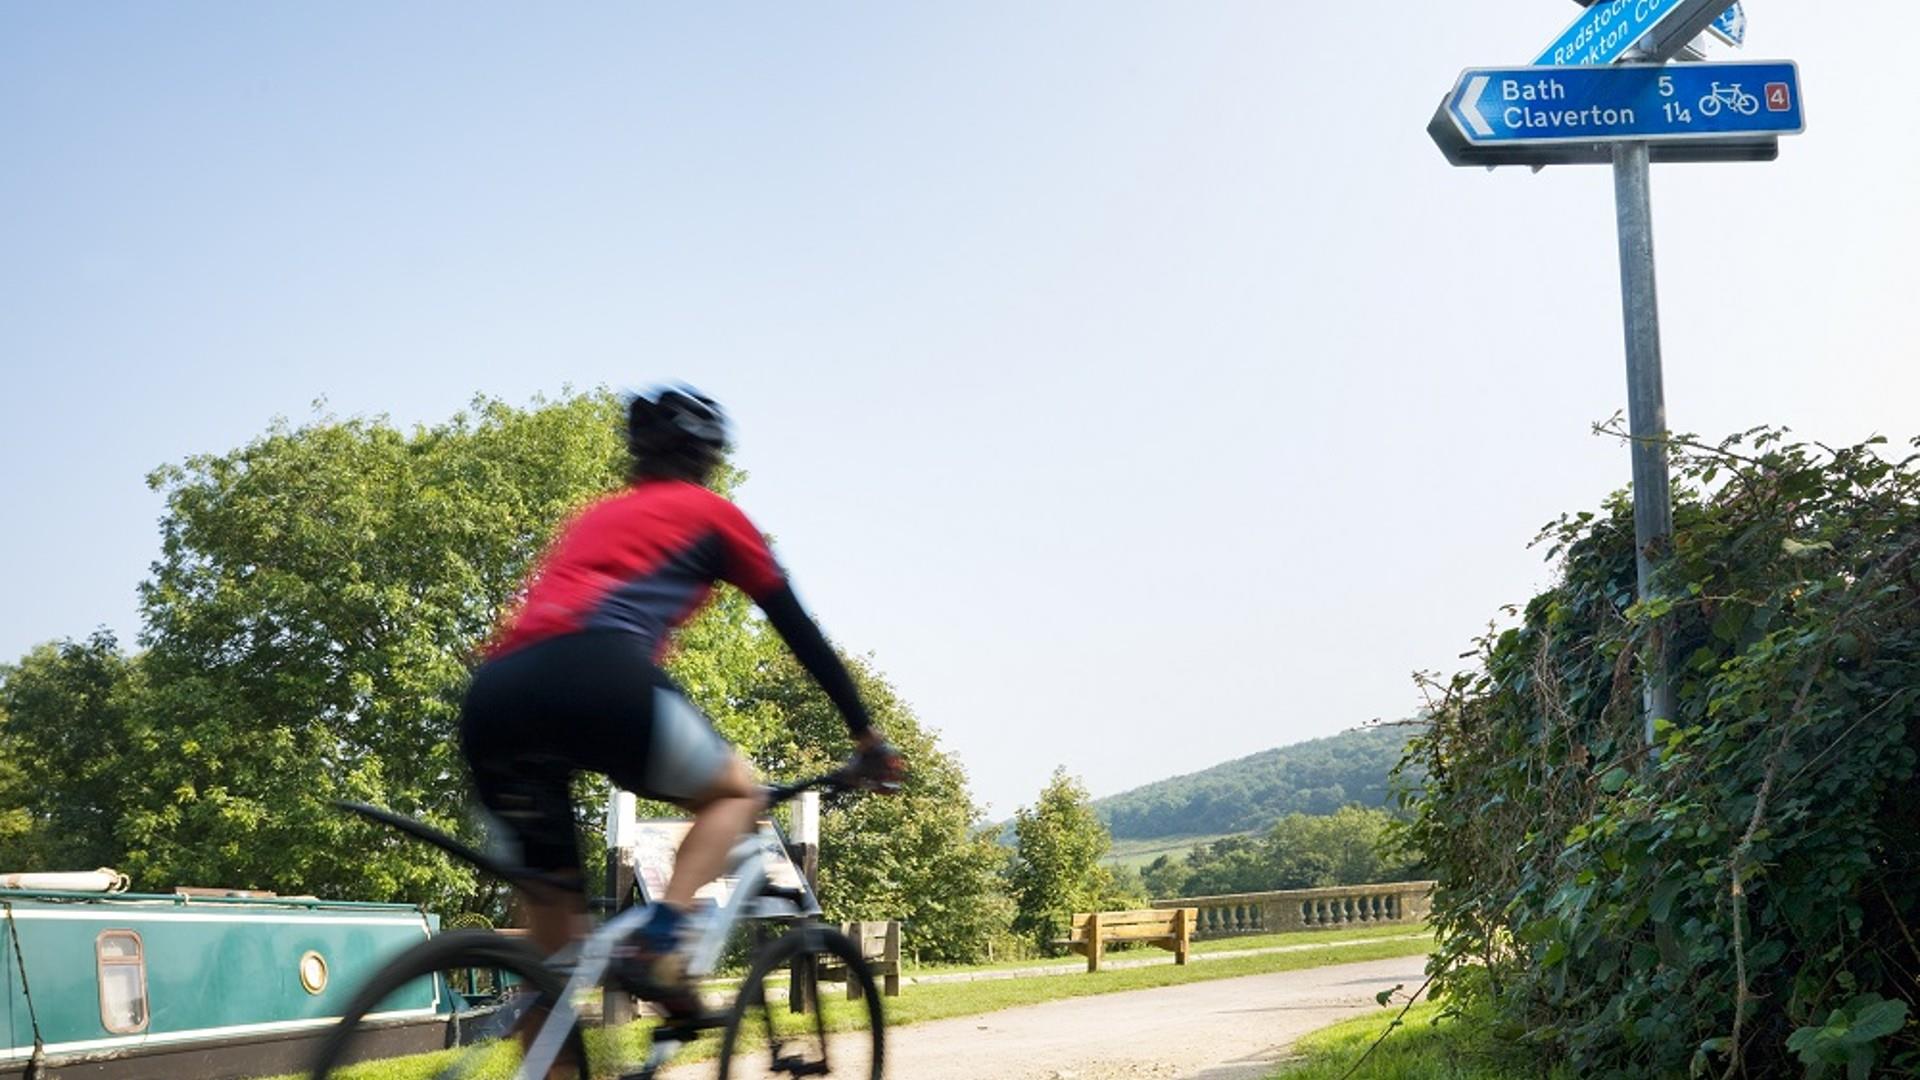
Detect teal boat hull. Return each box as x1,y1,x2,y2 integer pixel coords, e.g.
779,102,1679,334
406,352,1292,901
2,890,447,1079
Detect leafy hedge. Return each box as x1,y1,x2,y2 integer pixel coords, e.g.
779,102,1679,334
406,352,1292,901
1401,428,1920,1078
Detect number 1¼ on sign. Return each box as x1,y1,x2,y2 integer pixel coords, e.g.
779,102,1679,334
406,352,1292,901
1657,74,1693,124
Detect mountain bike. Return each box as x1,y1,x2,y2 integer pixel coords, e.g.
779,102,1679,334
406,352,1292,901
1697,81,1761,118
307,763,885,1080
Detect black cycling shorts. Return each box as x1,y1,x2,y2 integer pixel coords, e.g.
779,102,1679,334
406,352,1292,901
458,631,733,881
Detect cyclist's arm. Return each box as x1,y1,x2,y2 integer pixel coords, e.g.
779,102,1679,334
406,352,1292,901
708,498,875,741
757,584,875,740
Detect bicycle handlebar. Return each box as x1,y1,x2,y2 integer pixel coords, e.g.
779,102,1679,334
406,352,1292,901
762,744,904,806
761,765,860,807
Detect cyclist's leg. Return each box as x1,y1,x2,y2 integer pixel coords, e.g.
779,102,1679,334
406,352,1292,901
662,752,763,909
467,753,588,954
459,643,594,955
612,682,762,911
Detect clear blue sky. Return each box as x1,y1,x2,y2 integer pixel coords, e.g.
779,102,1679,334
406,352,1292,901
4,3,1915,816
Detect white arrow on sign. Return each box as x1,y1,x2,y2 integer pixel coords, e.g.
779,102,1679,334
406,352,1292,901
1457,75,1493,136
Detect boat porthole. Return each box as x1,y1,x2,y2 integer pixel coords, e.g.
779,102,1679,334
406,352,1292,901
299,951,329,994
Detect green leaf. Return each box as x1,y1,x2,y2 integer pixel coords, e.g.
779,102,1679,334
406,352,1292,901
1599,767,1631,794
1842,998,1907,1044
1782,537,1836,557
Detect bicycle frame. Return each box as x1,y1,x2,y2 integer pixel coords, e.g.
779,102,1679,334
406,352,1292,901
518,830,780,1078
334,766,858,1080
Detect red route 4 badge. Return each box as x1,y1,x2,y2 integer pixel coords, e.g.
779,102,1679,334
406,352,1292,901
1765,83,1792,112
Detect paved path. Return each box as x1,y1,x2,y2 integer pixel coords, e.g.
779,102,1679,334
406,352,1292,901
681,954,1428,1080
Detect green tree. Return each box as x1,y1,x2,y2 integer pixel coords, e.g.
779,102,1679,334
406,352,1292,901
8,389,1009,964
1140,853,1190,899
1007,767,1120,950
1140,807,1421,899
1175,834,1271,896
0,631,146,871
119,395,631,907
1262,806,1417,888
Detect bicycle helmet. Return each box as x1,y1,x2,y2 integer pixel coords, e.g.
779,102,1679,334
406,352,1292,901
627,383,731,453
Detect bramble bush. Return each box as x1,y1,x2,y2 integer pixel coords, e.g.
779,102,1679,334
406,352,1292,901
1401,426,1920,1078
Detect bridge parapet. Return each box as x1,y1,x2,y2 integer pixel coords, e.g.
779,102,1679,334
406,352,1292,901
1150,881,1434,937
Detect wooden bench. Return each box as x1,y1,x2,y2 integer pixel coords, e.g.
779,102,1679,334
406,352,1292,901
1065,908,1195,973
818,919,902,999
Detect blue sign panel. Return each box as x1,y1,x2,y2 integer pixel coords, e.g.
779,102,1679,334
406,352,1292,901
1447,62,1803,145
1536,0,1731,66
1709,3,1747,48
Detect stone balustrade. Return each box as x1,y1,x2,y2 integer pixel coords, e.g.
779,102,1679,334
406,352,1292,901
1150,880,1434,938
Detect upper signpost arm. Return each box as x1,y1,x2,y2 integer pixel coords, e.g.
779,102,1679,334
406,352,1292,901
1635,0,1743,63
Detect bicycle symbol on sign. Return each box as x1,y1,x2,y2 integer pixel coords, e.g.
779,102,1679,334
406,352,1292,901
1698,82,1761,118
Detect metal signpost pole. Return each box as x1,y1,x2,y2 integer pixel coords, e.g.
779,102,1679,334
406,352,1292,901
1433,0,1803,760
1611,138,1677,754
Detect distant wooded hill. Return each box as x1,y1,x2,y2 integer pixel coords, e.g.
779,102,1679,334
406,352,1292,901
1092,725,1420,840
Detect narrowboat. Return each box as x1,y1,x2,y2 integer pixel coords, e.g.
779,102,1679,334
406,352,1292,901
1,877,444,1080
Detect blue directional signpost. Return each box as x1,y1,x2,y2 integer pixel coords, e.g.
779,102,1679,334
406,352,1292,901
1537,0,1730,66
1448,62,1802,145
1709,3,1748,48
1431,0,1806,761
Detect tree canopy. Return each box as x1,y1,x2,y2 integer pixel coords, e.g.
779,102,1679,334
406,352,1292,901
0,630,144,871
0,391,1010,962
1006,767,1136,950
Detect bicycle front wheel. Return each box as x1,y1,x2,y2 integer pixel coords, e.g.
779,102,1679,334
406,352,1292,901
307,928,588,1080
718,925,884,1080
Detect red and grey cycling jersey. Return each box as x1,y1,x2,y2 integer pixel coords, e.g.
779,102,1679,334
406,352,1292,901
489,479,786,660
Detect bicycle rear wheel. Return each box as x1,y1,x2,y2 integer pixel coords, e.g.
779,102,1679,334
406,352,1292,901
718,925,884,1080
307,928,588,1080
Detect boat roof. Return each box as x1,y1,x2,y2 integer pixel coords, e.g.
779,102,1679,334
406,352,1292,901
0,888,424,914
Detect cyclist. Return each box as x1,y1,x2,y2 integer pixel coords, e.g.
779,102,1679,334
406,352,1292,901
459,383,902,1017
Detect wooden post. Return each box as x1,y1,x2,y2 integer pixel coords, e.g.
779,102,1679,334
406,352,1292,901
847,921,866,1001
1086,912,1103,973
884,919,902,997
786,791,821,1014
1173,908,1191,966
786,839,819,1015
601,850,636,1027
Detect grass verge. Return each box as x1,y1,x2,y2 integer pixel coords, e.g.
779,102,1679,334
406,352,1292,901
904,921,1429,977
1272,998,1571,1080
883,934,1429,1022
272,933,1433,1080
